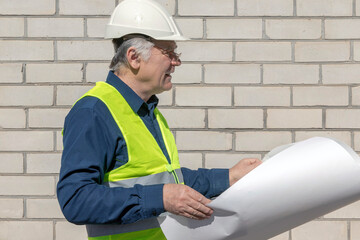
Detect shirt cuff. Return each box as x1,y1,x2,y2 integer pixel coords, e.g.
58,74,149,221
142,184,165,218
210,169,230,196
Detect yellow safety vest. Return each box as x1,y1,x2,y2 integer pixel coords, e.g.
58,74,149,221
80,82,183,240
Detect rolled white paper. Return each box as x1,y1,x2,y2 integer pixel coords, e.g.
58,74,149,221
158,137,360,240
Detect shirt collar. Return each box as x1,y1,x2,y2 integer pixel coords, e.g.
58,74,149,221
105,71,159,114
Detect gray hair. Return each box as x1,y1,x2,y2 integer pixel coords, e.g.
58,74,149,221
109,37,154,72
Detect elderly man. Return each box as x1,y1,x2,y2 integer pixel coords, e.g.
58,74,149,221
57,0,261,239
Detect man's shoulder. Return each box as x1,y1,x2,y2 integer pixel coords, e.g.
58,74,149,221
66,96,109,123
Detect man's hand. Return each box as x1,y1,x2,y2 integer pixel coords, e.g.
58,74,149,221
163,184,213,220
229,158,262,186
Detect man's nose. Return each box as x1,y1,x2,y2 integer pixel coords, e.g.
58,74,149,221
171,58,181,66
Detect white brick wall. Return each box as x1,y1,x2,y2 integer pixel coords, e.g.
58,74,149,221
1,0,359,239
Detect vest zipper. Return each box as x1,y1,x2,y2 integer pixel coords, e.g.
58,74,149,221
166,164,179,184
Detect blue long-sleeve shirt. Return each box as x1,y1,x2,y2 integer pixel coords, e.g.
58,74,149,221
57,71,229,225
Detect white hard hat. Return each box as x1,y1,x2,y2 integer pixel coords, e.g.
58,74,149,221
105,0,189,41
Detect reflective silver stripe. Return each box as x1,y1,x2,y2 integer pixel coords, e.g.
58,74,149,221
104,169,184,188
86,218,160,237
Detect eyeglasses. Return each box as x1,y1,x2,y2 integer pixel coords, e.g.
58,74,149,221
153,45,182,62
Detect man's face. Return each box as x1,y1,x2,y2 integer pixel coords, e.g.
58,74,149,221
138,40,181,96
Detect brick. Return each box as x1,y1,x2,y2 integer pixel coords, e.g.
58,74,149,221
27,63,83,83
56,221,88,240
0,109,26,128
0,199,23,218
0,63,23,83
86,63,110,83
177,42,232,61
292,221,347,240
323,64,360,84
235,42,291,61
0,153,23,173
234,87,290,107
205,153,261,168
325,200,360,218
178,0,234,16
293,86,348,106
295,42,350,62
175,18,203,39
157,89,173,106
87,18,109,38
353,42,360,61
0,18,24,37
269,232,290,240
171,64,202,84
28,18,83,37
326,109,360,129
0,0,55,15
57,85,93,106
353,87,360,105
351,221,360,239
56,131,63,151
205,64,261,84
57,40,113,60
295,131,351,146
27,199,64,218
263,64,319,84
0,131,53,151
206,19,262,39
159,108,205,128
59,0,115,15
0,86,53,106
355,132,360,151
237,0,293,16
266,19,321,39
236,131,292,151
0,40,53,61
29,108,69,128
0,221,53,240
176,87,232,106
297,0,352,16
0,176,54,195
267,109,322,128
176,131,232,151
208,109,263,129
27,153,61,174
153,0,176,15
178,153,202,169
325,19,360,39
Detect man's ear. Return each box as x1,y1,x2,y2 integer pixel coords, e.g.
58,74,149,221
126,47,141,70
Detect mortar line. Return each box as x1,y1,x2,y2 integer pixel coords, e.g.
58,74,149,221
353,0,357,16
55,0,59,16
234,0,237,16
318,64,323,84
84,17,88,38
175,0,179,16
82,62,87,83
203,18,207,39
53,131,57,152
24,17,28,37
202,152,206,168
22,63,26,84
321,17,325,40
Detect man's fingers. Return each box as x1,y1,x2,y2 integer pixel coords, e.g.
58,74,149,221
163,184,214,220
